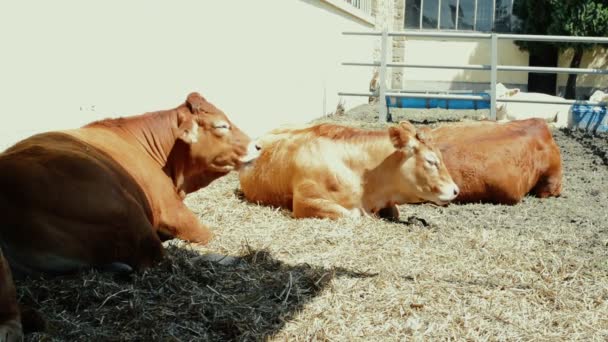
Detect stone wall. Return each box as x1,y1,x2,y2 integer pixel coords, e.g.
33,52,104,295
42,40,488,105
370,0,406,92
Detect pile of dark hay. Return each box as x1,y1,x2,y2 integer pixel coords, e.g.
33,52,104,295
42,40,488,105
19,244,374,341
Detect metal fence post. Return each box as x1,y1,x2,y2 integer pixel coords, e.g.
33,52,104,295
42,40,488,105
378,27,388,123
490,33,497,121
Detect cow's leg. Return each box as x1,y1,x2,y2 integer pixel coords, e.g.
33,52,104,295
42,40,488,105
292,181,358,219
377,204,400,221
0,248,23,342
532,170,562,198
157,197,213,244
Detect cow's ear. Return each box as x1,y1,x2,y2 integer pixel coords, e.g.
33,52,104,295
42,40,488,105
416,127,433,144
507,88,520,96
176,117,199,144
186,92,208,113
389,122,418,151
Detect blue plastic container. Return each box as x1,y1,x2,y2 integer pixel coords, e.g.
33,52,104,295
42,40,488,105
570,104,608,133
429,98,447,108
386,92,491,110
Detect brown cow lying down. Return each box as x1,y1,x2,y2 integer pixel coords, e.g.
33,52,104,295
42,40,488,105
0,92,258,336
428,118,562,204
0,248,21,342
239,121,459,219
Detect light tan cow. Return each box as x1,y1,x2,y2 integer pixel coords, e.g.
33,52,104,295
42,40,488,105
239,121,459,220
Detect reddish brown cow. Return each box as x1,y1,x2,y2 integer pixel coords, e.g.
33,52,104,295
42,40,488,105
0,92,258,335
239,121,459,220
429,118,562,204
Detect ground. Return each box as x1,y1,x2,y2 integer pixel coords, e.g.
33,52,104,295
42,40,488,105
19,105,608,341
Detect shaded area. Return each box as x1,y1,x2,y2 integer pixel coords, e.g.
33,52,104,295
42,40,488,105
18,245,375,341
563,128,608,167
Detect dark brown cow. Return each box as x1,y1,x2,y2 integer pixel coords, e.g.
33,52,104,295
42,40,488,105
429,118,562,204
0,248,21,342
0,92,258,335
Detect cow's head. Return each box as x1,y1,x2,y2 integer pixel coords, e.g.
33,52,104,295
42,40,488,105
172,92,260,193
387,121,459,205
494,83,521,121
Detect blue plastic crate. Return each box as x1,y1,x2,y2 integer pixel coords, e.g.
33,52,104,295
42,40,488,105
571,104,608,133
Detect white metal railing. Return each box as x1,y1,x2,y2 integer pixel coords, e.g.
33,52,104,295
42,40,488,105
322,0,373,23
346,0,372,16
340,30,608,122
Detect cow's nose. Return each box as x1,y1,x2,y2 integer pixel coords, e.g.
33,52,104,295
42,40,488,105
255,144,261,151
453,186,460,196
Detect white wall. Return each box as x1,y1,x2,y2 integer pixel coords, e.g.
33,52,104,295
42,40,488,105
398,37,529,91
0,0,374,150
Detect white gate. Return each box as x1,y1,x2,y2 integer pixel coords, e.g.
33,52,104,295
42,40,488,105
339,30,608,122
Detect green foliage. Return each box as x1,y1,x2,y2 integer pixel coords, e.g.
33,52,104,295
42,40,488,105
548,0,608,51
513,0,608,98
514,0,608,53
512,0,554,55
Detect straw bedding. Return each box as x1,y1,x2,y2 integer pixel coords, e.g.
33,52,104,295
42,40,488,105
20,105,608,341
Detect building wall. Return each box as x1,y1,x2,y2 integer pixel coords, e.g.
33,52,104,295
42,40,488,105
0,0,375,150
400,38,529,91
371,1,529,92
557,46,608,97
382,2,607,95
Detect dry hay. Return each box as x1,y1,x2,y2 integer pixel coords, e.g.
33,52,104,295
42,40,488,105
20,104,608,341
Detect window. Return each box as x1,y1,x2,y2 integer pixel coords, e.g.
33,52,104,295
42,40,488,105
404,0,518,32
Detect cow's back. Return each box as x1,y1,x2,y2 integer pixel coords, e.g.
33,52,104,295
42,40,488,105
432,119,562,203
239,135,302,209
0,132,161,274
0,132,151,220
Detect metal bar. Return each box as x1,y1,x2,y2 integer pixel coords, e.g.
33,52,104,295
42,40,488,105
455,0,460,30
344,62,608,75
345,31,608,44
498,65,608,75
385,92,489,101
498,34,608,44
496,98,606,106
387,63,490,70
390,31,492,38
343,31,382,36
342,62,381,67
378,27,388,123
419,0,424,29
492,0,495,29
473,0,477,31
490,33,497,120
339,91,608,107
438,0,442,30
338,92,375,97
344,62,488,70
343,62,608,76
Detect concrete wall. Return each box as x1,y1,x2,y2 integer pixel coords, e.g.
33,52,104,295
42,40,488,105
0,0,375,150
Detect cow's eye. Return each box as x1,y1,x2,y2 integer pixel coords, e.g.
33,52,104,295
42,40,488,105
425,158,438,168
213,122,230,130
